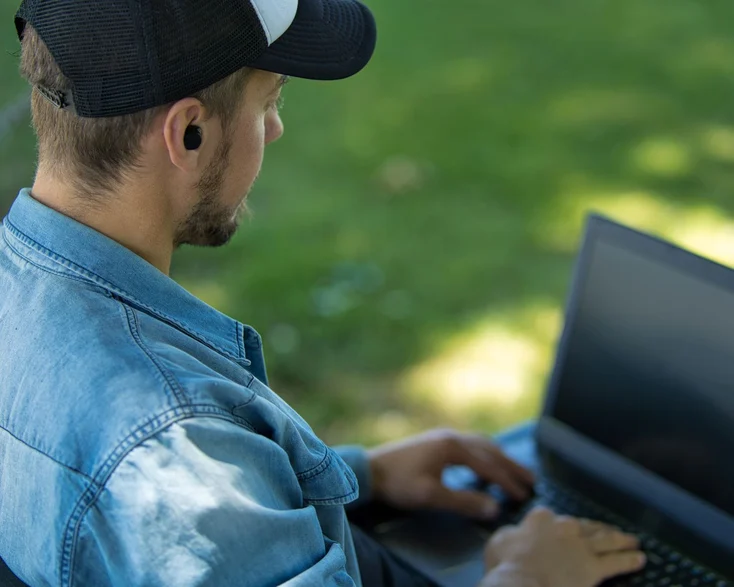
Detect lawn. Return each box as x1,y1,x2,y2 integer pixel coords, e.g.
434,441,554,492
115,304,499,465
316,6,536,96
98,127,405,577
3,0,734,446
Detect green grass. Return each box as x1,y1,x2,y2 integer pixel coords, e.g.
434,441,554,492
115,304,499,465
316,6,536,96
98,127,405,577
3,0,734,445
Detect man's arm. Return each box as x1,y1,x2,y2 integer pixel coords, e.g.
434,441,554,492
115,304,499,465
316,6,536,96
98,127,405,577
333,446,372,507
74,417,357,586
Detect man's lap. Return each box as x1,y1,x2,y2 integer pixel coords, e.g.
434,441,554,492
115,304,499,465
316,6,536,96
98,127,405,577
349,522,438,587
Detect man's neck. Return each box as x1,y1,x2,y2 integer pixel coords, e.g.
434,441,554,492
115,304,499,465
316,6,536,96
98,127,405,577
30,172,176,275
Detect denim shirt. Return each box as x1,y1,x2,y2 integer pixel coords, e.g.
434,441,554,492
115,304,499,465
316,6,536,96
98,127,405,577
0,189,371,587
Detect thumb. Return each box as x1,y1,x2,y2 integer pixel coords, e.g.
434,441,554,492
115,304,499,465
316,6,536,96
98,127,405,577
426,484,499,520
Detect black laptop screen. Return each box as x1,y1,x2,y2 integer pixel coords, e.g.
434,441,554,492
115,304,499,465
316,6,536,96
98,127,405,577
552,234,734,518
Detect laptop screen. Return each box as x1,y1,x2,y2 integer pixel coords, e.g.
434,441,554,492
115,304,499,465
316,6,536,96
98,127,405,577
551,228,734,519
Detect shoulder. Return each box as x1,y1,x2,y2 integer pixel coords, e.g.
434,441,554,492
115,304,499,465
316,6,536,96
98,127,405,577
71,417,356,587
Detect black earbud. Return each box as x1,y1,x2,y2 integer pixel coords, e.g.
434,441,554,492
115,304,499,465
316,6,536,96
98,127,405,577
183,125,202,151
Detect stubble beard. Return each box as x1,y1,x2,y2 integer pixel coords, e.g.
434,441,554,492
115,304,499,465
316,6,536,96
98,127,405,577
173,134,251,248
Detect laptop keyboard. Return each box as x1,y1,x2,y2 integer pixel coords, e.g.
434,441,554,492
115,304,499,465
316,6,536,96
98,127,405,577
501,477,731,587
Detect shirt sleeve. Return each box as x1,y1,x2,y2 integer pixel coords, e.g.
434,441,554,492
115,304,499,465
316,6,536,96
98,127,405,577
333,446,373,507
72,417,357,587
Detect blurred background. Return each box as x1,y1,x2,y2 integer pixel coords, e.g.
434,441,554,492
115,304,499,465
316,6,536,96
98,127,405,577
3,0,734,446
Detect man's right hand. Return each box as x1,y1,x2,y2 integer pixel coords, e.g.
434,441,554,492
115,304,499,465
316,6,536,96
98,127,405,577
479,506,647,587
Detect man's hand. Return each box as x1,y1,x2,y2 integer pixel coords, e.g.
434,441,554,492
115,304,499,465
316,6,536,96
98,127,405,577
480,507,646,587
366,429,535,519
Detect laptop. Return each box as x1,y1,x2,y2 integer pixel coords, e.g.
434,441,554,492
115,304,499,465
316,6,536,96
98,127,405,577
371,213,734,587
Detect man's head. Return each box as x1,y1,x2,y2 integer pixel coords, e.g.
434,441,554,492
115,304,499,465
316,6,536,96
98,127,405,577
15,0,376,255
19,25,280,248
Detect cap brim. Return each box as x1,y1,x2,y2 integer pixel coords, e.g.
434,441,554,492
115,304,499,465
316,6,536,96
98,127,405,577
249,0,376,81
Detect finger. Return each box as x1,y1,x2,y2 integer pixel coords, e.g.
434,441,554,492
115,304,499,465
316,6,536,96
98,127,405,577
422,483,500,520
522,505,555,527
588,531,640,554
596,551,647,581
579,518,608,536
449,439,532,500
485,465,533,502
485,443,536,485
554,515,582,537
468,435,536,485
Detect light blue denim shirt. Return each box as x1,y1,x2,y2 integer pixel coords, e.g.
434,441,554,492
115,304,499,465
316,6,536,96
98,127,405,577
0,189,372,587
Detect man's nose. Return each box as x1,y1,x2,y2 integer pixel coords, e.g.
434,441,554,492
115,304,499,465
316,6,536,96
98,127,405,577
266,114,284,145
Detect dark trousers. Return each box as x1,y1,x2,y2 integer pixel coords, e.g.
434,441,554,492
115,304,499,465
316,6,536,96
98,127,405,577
350,524,438,587
348,499,439,587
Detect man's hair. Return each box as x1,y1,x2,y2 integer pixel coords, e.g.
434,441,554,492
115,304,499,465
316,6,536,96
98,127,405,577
19,25,250,201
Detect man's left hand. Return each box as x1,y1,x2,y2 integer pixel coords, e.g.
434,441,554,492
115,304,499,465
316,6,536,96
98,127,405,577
367,429,535,520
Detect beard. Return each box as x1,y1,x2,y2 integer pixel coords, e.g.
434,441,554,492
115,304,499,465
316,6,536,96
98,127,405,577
173,134,250,248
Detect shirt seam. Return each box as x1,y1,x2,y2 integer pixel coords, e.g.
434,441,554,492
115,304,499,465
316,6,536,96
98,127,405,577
0,424,98,486
2,229,113,294
121,303,191,408
3,220,242,363
296,449,333,481
62,407,256,587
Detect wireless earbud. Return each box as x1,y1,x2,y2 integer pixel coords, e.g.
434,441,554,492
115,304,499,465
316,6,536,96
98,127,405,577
183,125,202,151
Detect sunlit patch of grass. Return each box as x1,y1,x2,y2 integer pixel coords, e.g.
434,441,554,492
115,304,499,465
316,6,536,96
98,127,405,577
699,125,734,163
540,187,672,251
401,303,561,424
671,209,734,266
541,187,734,266
677,38,734,76
547,89,672,128
629,137,693,178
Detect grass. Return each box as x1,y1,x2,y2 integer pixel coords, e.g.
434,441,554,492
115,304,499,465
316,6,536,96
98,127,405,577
3,0,734,445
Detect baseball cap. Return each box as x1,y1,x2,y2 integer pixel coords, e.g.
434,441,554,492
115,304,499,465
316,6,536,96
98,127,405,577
14,0,377,118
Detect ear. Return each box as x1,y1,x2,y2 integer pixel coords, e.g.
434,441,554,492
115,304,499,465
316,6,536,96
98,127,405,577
162,98,205,172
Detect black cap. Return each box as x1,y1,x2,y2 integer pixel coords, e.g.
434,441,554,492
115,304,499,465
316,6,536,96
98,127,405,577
15,0,377,118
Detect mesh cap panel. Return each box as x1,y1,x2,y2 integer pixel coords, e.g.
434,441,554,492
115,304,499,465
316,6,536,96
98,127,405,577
16,0,268,117
151,0,267,107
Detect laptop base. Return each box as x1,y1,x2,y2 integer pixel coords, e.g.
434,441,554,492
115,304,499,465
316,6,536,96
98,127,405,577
371,423,732,587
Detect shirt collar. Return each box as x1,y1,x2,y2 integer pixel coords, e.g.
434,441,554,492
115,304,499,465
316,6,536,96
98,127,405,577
5,189,248,364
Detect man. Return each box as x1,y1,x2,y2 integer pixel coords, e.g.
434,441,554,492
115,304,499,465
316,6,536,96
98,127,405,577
0,0,646,585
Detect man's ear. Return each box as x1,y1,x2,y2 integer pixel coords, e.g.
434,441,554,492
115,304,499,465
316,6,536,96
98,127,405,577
162,98,205,172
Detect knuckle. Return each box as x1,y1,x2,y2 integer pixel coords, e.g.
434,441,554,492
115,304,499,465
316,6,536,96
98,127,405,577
606,530,633,548
525,506,553,524
555,516,582,535
611,531,631,546
602,552,645,577
410,482,437,505
490,525,517,546
423,485,444,503
620,552,645,571
432,428,460,448
435,427,457,440
529,505,553,517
